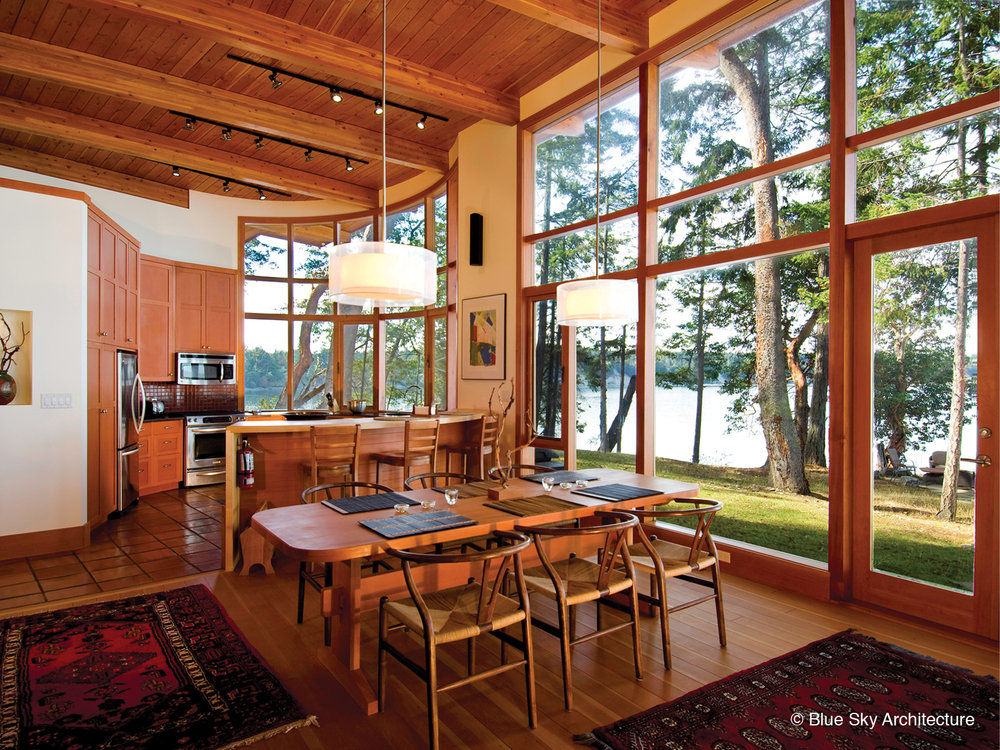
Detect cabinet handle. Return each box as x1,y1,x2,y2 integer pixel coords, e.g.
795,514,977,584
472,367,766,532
99,409,108,413
138,469,145,473
99,331,109,337
127,337,134,342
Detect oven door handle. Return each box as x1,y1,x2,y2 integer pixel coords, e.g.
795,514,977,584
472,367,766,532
189,427,228,434
190,470,227,476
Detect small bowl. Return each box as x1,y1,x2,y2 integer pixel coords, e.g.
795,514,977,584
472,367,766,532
393,503,408,515
559,481,573,490
420,498,437,510
574,479,588,488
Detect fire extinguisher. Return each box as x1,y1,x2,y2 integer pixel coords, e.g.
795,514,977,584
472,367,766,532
237,439,255,487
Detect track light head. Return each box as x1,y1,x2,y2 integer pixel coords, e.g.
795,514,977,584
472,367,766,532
183,117,195,130
416,115,427,130
330,88,343,103
254,135,265,149
221,127,232,141
171,165,181,177
258,188,266,200
304,148,313,162
268,70,282,89
222,180,231,192
345,158,354,172
374,103,384,116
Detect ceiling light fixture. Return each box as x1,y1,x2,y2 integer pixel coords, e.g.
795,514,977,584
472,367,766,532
171,165,181,177
221,127,232,141
345,158,354,172
258,188,266,200
555,0,637,327
328,0,435,310
223,180,231,192
268,70,282,89
154,161,290,199
416,115,427,130
183,117,196,130
330,88,343,103
373,103,384,116
254,135,265,149
304,148,314,162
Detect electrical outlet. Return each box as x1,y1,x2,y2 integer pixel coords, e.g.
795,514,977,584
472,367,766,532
40,393,73,409
716,549,731,564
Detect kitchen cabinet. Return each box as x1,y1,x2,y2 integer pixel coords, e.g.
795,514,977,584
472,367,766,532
174,267,236,354
134,419,184,495
87,342,118,523
139,258,174,381
87,211,139,349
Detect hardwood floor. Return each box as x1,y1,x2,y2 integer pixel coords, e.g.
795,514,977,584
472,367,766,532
0,486,223,610
0,555,995,749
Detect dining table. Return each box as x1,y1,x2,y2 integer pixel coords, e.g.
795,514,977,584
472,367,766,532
251,468,698,714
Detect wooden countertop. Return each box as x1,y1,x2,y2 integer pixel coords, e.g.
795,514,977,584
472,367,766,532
228,411,482,433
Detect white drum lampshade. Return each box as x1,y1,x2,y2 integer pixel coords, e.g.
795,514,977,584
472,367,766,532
555,277,639,327
329,241,436,308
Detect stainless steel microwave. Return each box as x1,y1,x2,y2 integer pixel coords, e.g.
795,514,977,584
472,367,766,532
176,352,237,385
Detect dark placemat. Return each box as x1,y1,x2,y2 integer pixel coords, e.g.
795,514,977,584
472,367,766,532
321,491,418,514
484,496,585,517
523,470,600,484
570,483,663,502
430,481,498,498
359,509,478,539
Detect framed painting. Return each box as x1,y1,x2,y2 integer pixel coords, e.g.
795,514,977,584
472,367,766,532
462,293,505,380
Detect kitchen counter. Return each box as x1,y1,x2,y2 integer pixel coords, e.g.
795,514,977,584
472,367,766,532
222,411,485,568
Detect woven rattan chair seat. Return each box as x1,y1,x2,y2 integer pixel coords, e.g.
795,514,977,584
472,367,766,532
522,557,633,605
385,582,526,644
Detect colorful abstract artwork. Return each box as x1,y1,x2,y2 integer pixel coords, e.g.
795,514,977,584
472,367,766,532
462,294,505,379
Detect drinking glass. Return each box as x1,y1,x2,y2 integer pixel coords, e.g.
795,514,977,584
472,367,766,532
420,498,437,510
559,481,573,490
541,476,555,493
393,503,408,514
444,488,459,506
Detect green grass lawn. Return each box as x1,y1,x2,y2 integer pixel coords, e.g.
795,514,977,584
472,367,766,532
575,449,974,592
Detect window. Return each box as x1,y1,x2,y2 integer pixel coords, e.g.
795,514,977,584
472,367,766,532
241,176,455,412
534,213,640,285
575,323,637,471
532,298,562,438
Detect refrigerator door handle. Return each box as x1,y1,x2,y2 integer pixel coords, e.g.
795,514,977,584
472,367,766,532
121,444,141,456
130,373,141,434
136,375,147,432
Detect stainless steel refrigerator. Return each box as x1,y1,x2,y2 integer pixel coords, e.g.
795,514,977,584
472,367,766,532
116,350,145,514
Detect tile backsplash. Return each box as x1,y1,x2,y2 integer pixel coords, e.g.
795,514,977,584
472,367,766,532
144,383,238,413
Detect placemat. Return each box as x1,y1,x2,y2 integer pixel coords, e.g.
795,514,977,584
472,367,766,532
321,491,418,514
570,483,663,502
484,495,585,517
523,470,600,484
429,481,498,498
359,510,478,539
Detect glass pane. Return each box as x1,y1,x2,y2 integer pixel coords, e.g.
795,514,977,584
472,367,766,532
870,239,977,592
244,319,288,411
386,205,426,248
342,323,374,404
339,218,374,243
436,270,447,308
658,1,829,198
574,324,637,471
292,223,334,279
294,282,334,316
534,213,638,285
657,162,829,263
533,299,562,438
244,279,288,315
433,316,448,410
856,0,999,131
856,112,999,221
655,249,831,564
384,317,425,411
243,223,288,278
434,191,448,267
534,81,640,233
291,321,333,409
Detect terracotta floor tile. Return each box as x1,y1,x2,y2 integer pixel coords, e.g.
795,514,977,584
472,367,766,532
0,569,37,587
97,574,152,592
0,592,46,609
33,563,86,580
118,541,166,554
0,580,41,598
0,559,31,573
44,583,101,601
82,553,131,571
90,564,144,582
39,572,94,592
135,555,191,573
145,563,200,581
75,543,122,562
182,551,222,571
28,554,79,570
129,548,179,563
174,540,218,555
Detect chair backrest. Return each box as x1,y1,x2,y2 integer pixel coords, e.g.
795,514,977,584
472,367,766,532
310,424,361,486
487,464,554,480
627,499,723,567
301,481,393,504
516,511,639,594
481,416,499,453
385,531,532,628
404,472,478,490
404,418,440,464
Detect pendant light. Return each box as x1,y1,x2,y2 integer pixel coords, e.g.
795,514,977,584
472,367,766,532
555,0,638,327
328,0,435,309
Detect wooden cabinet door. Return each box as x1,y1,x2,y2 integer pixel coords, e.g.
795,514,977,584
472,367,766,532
114,233,128,286
87,215,101,272
99,276,115,341
98,408,117,518
89,344,118,523
87,271,101,342
86,342,101,521
204,270,235,352
114,283,127,346
99,225,116,278
174,268,205,351
126,243,139,291
139,259,173,380
124,290,138,349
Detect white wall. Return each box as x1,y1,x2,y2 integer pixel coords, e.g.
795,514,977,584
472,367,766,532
0,187,88,535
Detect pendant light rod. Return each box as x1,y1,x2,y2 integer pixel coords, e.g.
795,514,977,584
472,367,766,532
381,0,388,241
595,0,602,281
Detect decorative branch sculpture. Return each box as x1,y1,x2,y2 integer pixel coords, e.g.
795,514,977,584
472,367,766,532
488,380,537,488
0,313,29,374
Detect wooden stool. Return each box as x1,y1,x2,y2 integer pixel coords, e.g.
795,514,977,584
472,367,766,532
372,418,440,488
301,423,361,488
444,415,497,479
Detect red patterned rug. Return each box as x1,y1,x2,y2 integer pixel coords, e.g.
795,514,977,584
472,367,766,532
578,630,998,750
0,584,316,749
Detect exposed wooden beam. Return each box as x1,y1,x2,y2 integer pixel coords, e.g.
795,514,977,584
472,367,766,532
0,33,448,173
0,143,190,207
54,0,519,125
0,98,377,205
485,0,647,54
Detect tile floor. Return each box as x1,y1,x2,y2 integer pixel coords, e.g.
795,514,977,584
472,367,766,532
0,486,224,611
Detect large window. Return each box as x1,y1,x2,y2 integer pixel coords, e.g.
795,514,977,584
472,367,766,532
241,176,456,412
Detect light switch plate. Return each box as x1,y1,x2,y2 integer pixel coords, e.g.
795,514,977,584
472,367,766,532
41,393,73,409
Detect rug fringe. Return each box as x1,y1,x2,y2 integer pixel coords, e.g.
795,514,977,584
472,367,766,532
215,715,319,750
573,732,613,749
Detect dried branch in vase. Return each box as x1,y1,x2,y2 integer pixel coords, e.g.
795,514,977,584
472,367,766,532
487,380,537,488
0,313,29,374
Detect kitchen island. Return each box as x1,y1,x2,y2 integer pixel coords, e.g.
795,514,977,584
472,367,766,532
223,412,483,569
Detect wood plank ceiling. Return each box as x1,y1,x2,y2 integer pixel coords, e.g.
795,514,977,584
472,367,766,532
0,0,670,206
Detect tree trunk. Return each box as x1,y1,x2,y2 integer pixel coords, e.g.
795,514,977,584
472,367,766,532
720,43,809,494
617,328,626,452
786,309,819,455
598,328,608,451
806,256,830,467
693,275,706,464
279,283,325,407
604,374,637,452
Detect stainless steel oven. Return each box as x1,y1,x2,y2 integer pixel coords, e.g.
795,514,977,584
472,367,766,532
184,412,243,487
176,352,237,385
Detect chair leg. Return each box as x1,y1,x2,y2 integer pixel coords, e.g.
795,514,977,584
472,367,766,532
377,597,389,712
323,562,333,647
556,602,573,711
654,571,672,670
711,565,727,647
296,562,306,624
521,616,537,729
569,605,577,642
426,638,440,750
628,583,643,681
595,597,602,632
467,635,476,676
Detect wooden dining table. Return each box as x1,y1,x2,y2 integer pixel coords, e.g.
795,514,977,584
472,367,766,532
251,468,698,715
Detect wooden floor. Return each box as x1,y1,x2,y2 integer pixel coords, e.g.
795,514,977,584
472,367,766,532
0,556,996,749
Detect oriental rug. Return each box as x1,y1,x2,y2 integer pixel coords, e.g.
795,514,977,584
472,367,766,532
577,630,998,750
0,584,316,750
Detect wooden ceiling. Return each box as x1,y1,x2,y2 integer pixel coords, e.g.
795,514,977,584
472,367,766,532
0,0,670,207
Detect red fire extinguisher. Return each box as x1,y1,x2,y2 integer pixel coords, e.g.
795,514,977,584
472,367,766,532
237,439,255,487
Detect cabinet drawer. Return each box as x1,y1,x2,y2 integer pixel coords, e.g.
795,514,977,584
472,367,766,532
156,436,182,456
134,460,151,489
155,458,181,484
137,438,150,459
152,420,182,435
